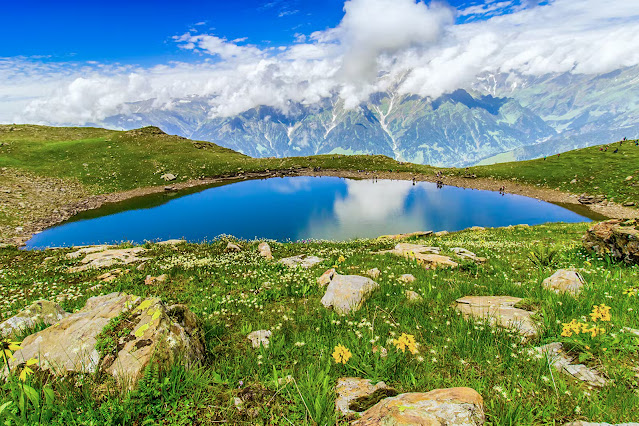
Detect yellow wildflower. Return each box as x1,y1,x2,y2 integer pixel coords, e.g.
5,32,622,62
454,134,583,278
392,333,418,354
19,358,38,382
1,339,22,361
589,304,611,322
337,255,345,263
332,344,352,364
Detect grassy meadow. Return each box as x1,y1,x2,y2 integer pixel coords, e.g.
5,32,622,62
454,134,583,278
1,223,638,424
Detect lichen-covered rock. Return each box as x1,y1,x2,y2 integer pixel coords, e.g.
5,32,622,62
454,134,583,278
69,247,150,272
583,219,639,264
353,387,485,425
279,254,323,269
542,270,585,295
258,242,273,260
535,343,608,387
6,293,204,389
0,300,69,337
335,377,394,416
317,268,336,287
321,274,379,315
456,296,538,338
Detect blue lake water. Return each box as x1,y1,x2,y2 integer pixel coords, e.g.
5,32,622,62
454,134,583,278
25,176,594,249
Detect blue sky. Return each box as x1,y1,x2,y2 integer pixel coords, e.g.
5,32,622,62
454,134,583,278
3,0,473,64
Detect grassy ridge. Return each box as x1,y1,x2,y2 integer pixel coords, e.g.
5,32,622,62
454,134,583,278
1,223,638,424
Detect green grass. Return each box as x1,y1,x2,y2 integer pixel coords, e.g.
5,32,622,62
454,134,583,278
1,223,638,424
463,141,639,206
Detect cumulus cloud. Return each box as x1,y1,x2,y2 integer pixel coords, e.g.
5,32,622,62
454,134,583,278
2,0,639,125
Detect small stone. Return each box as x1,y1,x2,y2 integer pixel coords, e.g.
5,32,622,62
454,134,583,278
156,239,186,246
161,173,177,181
542,269,585,295
247,330,272,348
405,290,423,302
366,268,381,279
625,176,634,181
535,343,608,387
225,242,242,252
399,274,416,283
434,231,449,236
258,242,273,260
317,268,336,287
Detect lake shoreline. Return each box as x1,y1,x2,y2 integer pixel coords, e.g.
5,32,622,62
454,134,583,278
7,168,638,247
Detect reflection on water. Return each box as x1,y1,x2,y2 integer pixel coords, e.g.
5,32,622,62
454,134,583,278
25,176,591,248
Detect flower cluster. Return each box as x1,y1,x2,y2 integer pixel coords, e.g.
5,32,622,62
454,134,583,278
623,287,638,297
392,333,418,354
561,304,611,338
332,344,352,364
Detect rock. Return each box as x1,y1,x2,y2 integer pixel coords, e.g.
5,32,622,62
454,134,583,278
258,242,273,260
247,330,272,348
578,194,605,205
583,219,639,264
570,178,578,184
321,274,379,315
145,274,167,285
455,296,538,338
399,274,416,283
542,269,585,294
6,293,204,389
625,176,634,181
335,377,393,416
317,268,336,287
434,231,449,237
96,268,127,283
0,300,69,337
377,244,457,269
378,231,433,240
225,242,242,252
66,245,112,259
452,247,487,263
366,268,381,279
161,173,177,181
353,387,485,426
623,202,636,207
156,239,186,246
535,343,608,387
372,345,388,358
405,290,423,302
469,226,486,231
69,247,150,272
622,327,639,337
279,254,323,269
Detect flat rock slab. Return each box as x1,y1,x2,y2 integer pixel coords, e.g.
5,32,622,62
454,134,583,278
378,231,433,240
535,343,608,387
452,247,487,263
456,296,538,338
0,300,69,337
66,245,112,259
542,269,585,295
378,244,457,269
335,377,391,416
353,387,485,426
7,292,204,389
69,247,150,272
321,274,379,315
279,254,323,269
155,239,186,246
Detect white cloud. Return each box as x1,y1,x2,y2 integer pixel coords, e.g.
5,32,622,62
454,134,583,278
2,0,639,125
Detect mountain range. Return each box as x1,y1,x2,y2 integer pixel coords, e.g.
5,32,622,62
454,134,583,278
104,66,639,167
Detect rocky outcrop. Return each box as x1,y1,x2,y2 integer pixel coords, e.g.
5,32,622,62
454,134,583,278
535,343,608,387
0,300,69,337
353,387,485,425
455,296,538,338
583,219,639,264
7,293,204,389
335,377,394,416
321,273,379,315
69,247,150,272
279,254,323,269
542,270,585,295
